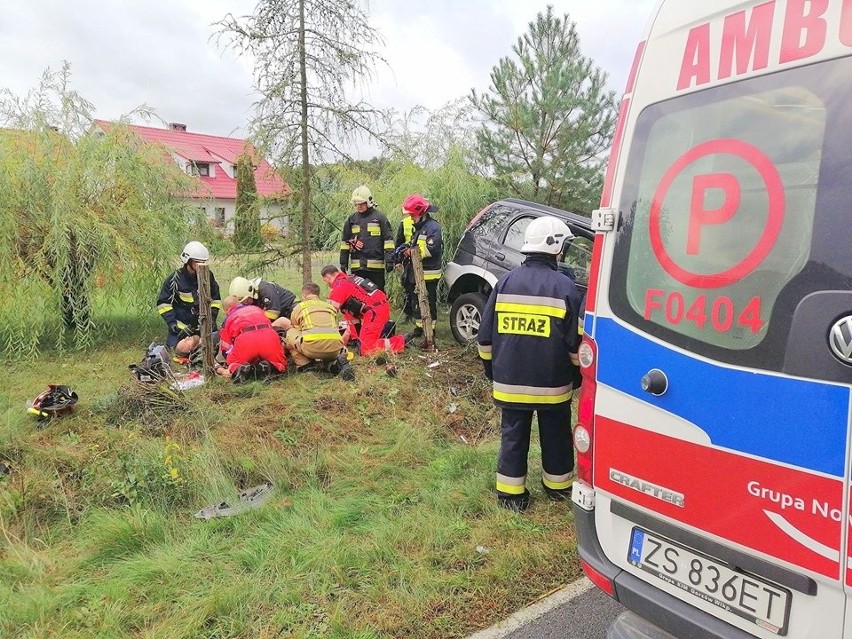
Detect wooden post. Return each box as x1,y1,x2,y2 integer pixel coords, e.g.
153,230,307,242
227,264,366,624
196,263,216,379
410,247,435,351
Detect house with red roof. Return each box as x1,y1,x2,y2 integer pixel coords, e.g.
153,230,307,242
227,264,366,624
93,120,291,233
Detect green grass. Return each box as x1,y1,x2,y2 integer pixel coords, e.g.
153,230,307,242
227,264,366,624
0,258,581,639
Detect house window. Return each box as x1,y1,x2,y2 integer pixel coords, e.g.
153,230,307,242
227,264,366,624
187,162,210,177
214,207,226,227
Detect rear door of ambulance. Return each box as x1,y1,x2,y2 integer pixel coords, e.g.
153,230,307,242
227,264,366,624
580,1,852,637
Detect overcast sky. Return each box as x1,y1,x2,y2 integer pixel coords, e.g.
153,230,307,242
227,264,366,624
0,0,656,147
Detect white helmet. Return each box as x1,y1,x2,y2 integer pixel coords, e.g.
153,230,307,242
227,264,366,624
229,276,252,301
248,277,262,299
351,185,374,206
181,241,210,264
520,216,574,255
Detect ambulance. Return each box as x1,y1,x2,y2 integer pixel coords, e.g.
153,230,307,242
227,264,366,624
572,1,852,637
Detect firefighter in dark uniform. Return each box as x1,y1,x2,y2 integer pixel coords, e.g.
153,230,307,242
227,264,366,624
156,241,222,352
401,194,442,342
340,185,395,291
394,215,416,322
477,217,582,512
228,276,296,330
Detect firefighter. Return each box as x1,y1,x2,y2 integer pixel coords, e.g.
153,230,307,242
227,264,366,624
477,216,583,512
215,296,287,380
394,214,416,322
277,282,354,380
400,194,442,343
156,241,222,353
340,185,395,291
228,276,296,330
320,265,406,356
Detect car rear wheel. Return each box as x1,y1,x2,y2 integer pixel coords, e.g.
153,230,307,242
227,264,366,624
450,292,487,344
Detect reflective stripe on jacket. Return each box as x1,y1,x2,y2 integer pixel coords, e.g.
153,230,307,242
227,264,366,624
477,255,582,410
340,207,394,271
410,215,443,280
156,265,221,330
290,295,343,343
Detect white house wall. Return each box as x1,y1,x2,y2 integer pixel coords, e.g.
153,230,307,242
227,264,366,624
191,198,289,236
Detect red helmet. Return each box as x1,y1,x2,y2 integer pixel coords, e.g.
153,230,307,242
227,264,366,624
402,194,438,218
27,385,78,421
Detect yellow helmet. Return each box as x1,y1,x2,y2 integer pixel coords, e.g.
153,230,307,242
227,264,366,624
228,276,252,301
351,185,374,206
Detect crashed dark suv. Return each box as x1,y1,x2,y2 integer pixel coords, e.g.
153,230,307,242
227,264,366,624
444,198,594,344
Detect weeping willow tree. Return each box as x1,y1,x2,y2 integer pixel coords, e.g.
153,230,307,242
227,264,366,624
0,65,198,358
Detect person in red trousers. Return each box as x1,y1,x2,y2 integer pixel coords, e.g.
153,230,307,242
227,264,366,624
215,296,287,380
320,265,406,356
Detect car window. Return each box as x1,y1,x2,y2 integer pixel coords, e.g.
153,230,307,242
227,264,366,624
503,216,534,251
471,204,512,236
562,236,593,287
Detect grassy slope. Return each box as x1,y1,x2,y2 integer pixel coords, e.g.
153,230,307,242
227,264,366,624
0,260,581,639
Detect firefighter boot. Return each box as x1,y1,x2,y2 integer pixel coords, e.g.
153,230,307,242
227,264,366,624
497,490,531,513
541,478,574,502
404,326,423,345
336,352,356,382
232,364,255,384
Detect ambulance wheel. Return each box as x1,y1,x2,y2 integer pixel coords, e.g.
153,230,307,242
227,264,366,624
450,292,487,344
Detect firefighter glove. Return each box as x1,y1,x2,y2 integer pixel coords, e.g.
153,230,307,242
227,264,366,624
385,262,394,273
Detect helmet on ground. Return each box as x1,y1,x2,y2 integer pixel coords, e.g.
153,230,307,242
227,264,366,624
351,185,374,207
402,194,438,218
520,216,574,255
181,241,210,264
229,276,252,301
27,385,78,421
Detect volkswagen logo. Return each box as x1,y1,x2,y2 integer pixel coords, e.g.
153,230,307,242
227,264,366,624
829,315,852,366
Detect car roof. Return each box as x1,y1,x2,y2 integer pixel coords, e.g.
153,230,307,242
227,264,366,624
498,198,592,230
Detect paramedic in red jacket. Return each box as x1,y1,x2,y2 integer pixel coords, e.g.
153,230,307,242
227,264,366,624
320,265,406,355
215,296,287,377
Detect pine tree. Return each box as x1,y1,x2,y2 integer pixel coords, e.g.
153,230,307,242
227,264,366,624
470,7,618,215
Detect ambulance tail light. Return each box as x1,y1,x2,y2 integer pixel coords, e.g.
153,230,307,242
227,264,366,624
574,336,598,486
580,559,615,598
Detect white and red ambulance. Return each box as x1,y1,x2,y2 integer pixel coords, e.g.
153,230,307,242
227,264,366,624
573,1,852,638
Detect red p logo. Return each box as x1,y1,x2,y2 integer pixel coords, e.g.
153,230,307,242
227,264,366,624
687,173,741,255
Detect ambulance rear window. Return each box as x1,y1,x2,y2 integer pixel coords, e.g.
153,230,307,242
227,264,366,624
610,58,852,370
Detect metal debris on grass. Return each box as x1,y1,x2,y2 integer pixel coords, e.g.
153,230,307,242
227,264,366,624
194,483,274,520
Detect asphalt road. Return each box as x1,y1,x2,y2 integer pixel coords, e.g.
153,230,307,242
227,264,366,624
502,587,625,639
467,578,626,639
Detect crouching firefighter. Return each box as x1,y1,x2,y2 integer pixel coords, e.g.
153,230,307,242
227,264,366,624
156,241,222,354
477,216,582,512
278,282,354,380
320,265,406,356
228,276,297,330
